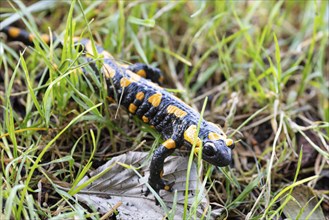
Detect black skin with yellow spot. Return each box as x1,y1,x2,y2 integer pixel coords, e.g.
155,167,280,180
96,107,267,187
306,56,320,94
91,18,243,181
128,63,164,86
1,26,34,45
79,54,234,204
1,26,234,204
1,26,54,46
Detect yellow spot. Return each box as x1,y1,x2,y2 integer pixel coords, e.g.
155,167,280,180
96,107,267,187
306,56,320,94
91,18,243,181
167,105,187,118
184,125,202,147
136,92,145,100
163,139,176,149
128,69,163,90
164,185,171,191
208,123,227,136
136,69,146,78
103,63,116,79
160,170,164,178
142,116,149,123
226,139,234,147
28,34,35,42
120,77,131,87
148,93,162,107
128,103,137,113
41,34,50,44
8,27,20,38
208,132,223,141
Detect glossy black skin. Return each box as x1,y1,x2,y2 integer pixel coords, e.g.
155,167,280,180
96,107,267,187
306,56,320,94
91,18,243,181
105,60,195,139
97,57,233,202
1,26,34,45
128,63,164,86
104,58,231,161
1,26,233,204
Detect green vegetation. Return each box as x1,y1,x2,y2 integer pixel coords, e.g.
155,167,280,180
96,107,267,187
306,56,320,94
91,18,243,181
1,0,328,219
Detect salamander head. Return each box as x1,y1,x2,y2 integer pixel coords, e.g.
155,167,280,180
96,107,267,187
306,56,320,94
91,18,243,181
201,140,233,167
184,123,234,167
201,122,234,166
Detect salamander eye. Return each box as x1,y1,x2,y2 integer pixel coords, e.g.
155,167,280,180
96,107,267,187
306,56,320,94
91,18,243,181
203,142,216,157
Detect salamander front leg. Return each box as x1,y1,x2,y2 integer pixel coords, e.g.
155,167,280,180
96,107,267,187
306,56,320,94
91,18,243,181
145,139,176,204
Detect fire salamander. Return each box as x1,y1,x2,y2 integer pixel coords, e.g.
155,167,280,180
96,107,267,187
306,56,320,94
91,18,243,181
1,26,235,203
